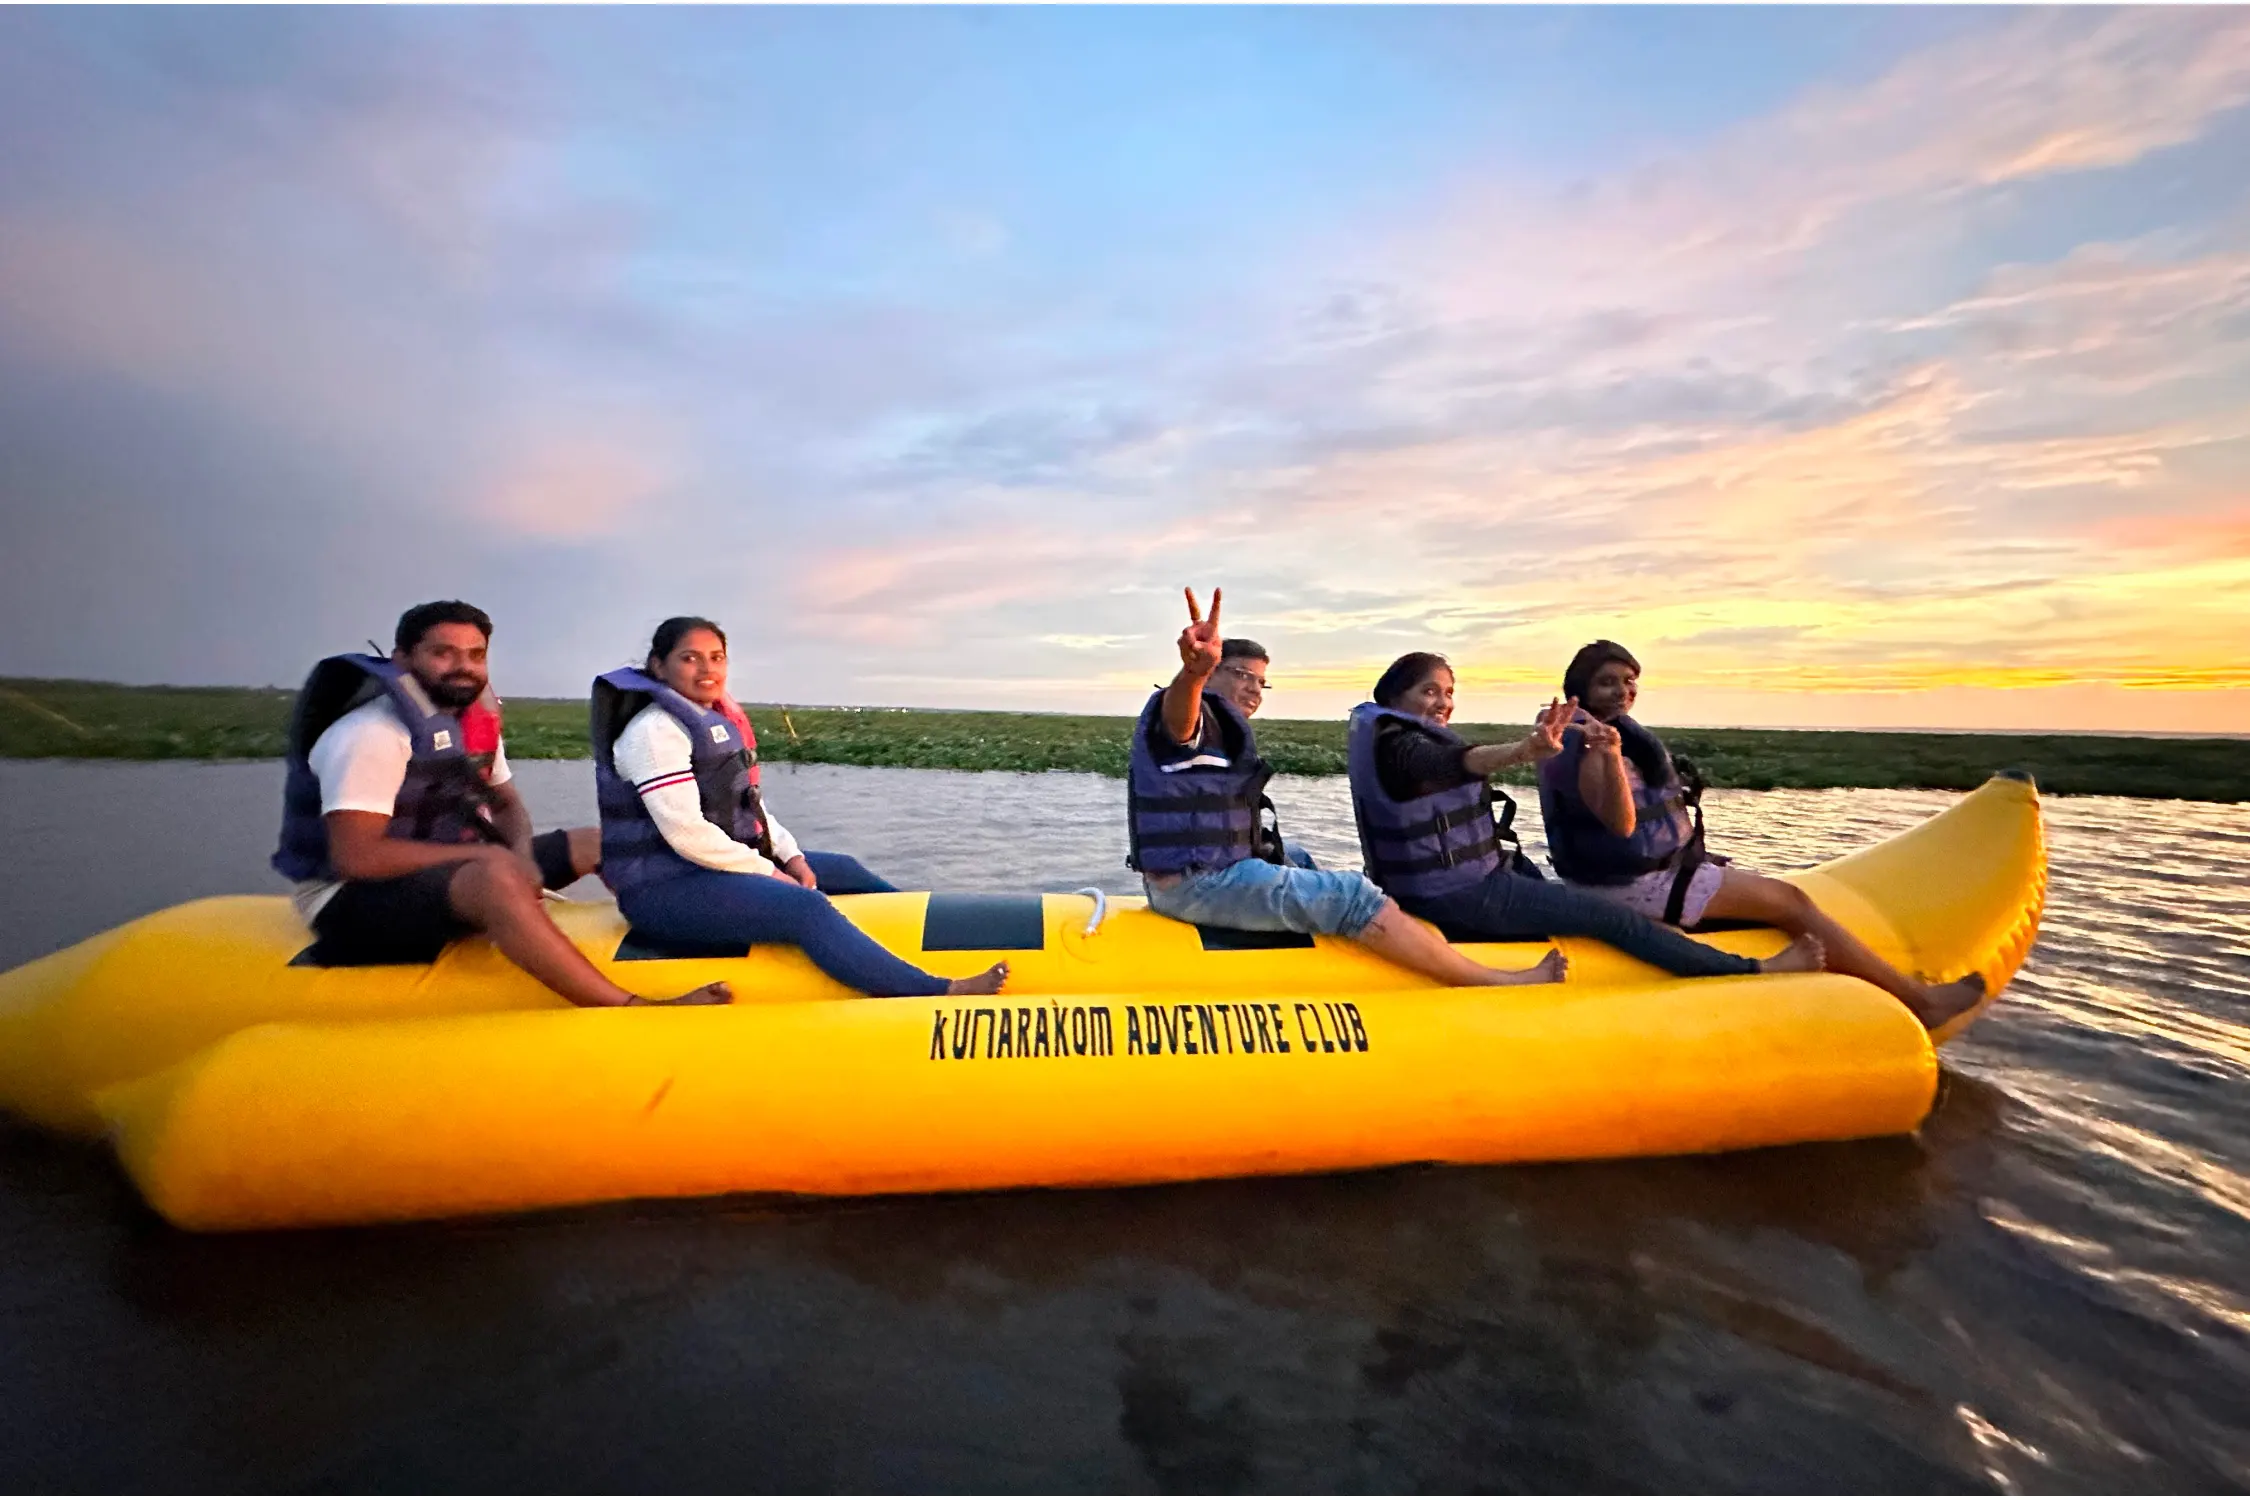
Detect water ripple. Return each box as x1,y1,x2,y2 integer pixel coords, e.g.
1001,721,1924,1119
0,759,2246,1488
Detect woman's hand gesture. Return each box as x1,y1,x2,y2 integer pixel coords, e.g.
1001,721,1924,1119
1178,587,1224,677
1580,716,1623,756
1524,697,1577,761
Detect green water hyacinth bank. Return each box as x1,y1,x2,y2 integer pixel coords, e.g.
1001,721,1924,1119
2,677,2242,802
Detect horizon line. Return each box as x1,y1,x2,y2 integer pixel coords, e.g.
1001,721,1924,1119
4,674,2246,743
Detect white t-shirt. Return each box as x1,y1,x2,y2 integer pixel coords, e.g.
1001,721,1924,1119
612,703,800,878
291,697,514,920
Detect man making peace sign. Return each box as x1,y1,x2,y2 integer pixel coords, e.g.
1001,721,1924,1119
1125,588,1564,988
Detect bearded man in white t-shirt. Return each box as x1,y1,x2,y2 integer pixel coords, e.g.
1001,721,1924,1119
272,600,729,1007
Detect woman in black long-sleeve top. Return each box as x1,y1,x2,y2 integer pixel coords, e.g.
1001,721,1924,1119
1346,652,1822,979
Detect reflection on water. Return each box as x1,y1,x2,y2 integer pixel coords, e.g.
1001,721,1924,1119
0,759,2245,1489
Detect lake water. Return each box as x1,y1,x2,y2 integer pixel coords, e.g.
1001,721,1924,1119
0,759,2245,1490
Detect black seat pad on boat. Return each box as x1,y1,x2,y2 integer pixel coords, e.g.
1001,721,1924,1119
919,894,1048,951
612,932,754,962
1195,925,1316,951
288,939,448,969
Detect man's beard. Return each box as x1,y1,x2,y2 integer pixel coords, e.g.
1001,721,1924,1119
423,675,484,712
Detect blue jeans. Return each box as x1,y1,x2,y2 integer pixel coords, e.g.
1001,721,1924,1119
1403,868,1758,978
617,851,950,998
1144,857,1387,938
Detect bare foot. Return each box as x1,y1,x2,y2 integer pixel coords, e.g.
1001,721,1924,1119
637,981,734,1007
1909,973,1986,1032
1759,935,1826,974
1472,947,1568,987
947,962,1009,997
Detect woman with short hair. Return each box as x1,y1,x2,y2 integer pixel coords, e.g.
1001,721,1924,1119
592,616,1006,998
1347,651,1823,979
1538,640,1983,1030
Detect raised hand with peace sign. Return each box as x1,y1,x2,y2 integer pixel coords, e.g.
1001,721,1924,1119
1456,696,1583,779
1524,696,1579,761
1161,586,1227,746
1177,586,1224,678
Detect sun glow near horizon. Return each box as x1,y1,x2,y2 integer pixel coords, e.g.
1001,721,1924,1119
0,7,2244,732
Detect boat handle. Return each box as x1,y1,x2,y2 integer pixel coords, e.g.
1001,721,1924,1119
1070,886,1110,938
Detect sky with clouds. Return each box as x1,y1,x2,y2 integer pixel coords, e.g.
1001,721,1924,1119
3,7,2246,731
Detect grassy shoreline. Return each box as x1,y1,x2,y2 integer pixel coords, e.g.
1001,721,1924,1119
2,676,2241,801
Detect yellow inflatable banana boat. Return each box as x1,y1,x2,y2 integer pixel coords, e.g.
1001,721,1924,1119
0,775,2045,1230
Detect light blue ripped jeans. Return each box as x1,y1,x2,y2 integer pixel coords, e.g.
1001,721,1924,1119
1143,856,1388,938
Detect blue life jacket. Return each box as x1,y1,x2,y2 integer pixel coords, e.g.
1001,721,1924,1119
271,655,499,883
1537,713,1702,889
1345,703,1506,901
592,668,771,895
1126,689,1281,875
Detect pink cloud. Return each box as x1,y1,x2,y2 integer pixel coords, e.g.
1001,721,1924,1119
1891,241,2250,395
2092,510,2250,560
479,429,678,542
1355,9,2250,334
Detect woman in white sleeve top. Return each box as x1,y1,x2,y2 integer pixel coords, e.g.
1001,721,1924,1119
592,616,1006,998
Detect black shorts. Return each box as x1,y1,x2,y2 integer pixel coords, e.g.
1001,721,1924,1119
308,829,578,966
